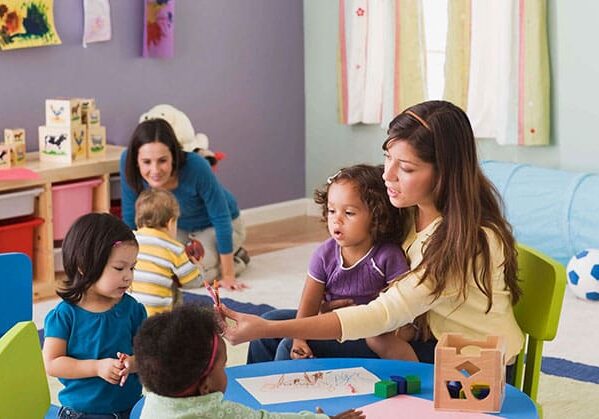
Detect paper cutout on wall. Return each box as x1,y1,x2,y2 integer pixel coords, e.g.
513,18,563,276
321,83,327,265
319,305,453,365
143,0,174,58
0,0,61,51
83,0,111,47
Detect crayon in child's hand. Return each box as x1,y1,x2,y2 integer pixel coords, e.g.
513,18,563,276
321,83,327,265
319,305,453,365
117,352,128,387
204,280,220,307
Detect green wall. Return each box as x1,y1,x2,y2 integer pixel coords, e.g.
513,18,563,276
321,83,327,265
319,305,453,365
304,0,599,196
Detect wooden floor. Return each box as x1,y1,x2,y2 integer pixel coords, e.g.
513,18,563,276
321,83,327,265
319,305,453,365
244,216,328,256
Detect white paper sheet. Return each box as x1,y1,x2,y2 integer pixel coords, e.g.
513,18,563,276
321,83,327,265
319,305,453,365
236,367,380,405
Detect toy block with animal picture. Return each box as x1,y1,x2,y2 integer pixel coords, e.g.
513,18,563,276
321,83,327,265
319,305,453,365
9,142,26,166
434,333,506,413
87,125,106,159
4,128,26,144
45,99,82,127
0,144,12,169
78,98,97,124
86,109,101,126
38,124,87,163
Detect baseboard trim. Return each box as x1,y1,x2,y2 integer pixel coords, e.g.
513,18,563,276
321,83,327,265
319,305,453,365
241,198,314,226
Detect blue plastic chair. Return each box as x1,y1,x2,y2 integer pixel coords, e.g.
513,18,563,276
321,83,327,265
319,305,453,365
0,252,32,336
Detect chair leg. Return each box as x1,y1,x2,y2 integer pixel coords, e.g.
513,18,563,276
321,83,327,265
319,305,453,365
522,339,543,402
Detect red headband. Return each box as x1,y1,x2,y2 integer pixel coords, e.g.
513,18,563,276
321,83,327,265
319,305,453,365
172,333,220,397
199,333,219,380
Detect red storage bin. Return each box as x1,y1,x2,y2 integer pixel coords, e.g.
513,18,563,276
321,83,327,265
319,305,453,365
0,216,44,259
52,177,103,240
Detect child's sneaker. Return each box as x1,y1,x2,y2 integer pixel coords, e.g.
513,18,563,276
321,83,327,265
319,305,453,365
234,247,250,265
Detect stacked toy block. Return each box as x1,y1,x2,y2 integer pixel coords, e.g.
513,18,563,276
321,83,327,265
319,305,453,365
80,98,106,159
39,98,106,163
0,128,26,169
374,374,421,398
434,333,506,413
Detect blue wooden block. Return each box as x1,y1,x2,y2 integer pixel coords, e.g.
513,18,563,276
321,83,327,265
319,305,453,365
446,380,463,399
390,375,407,394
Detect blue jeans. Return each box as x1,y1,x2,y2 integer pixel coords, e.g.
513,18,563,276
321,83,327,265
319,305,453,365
57,406,131,419
247,309,379,363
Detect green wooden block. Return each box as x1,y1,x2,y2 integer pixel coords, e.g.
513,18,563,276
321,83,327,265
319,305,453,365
405,375,421,394
374,380,398,398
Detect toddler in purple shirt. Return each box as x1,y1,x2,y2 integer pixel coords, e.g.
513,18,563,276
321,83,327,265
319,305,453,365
277,164,410,361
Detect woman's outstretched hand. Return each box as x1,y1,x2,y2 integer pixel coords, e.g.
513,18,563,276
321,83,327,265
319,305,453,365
219,304,266,345
316,407,365,419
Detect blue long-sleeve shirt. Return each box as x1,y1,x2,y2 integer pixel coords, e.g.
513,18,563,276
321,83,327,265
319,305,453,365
120,151,240,254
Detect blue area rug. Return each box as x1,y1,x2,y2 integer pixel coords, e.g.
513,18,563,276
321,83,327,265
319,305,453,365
182,292,276,316
542,356,599,384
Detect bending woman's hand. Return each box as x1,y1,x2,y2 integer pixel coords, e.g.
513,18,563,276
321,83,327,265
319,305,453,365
220,304,267,345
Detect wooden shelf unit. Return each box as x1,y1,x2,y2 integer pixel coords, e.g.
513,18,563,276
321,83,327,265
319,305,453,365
0,144,124,301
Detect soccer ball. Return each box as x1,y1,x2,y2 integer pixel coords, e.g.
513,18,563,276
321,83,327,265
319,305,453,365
566,249,599,301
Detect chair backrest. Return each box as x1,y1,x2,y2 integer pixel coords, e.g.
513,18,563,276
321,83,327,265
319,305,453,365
0,252,32,336
512,243,566,402
0,321,51,418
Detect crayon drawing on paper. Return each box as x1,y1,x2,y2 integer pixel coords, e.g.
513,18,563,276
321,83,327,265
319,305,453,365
236,367,380,405
0,0,61,51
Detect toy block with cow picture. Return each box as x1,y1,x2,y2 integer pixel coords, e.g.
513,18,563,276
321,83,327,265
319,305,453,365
38,124,87,163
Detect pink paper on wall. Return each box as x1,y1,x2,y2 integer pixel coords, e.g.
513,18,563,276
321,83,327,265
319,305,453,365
142,0,174,58
82,0,112,47
357,395,503,419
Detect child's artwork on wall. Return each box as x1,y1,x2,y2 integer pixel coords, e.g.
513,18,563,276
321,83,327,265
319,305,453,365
0,0,61,51
236,367,380,405
143,0,174,58
82,0,111,47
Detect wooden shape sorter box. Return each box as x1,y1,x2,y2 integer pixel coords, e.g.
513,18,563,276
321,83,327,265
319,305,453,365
0,145,123,301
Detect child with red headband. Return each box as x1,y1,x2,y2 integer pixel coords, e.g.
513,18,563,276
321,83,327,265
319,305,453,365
134,304,364,419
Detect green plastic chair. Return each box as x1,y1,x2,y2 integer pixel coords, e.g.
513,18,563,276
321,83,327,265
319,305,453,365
512,244,566,411
0,321,51,418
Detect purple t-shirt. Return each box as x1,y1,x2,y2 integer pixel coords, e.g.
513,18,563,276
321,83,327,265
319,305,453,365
308,238,409,305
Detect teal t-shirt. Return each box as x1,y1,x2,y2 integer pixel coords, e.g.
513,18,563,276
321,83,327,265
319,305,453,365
44,294,147,414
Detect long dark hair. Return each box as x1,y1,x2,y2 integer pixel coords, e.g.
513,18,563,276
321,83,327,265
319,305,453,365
384,100,520,311
58,213,137,304
314,164,404,246
125,119,187,194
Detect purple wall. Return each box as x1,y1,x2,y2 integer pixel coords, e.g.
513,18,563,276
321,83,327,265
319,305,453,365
0,1,305,209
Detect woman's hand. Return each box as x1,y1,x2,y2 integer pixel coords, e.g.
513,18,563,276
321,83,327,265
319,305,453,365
316,407,365,419
290,339,313,360
220,304,266,345
319,298,354,313
218,275,248,291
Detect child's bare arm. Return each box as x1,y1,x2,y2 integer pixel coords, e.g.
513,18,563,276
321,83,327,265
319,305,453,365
290,277,326,358
43,337,122,384
296,276,326,319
